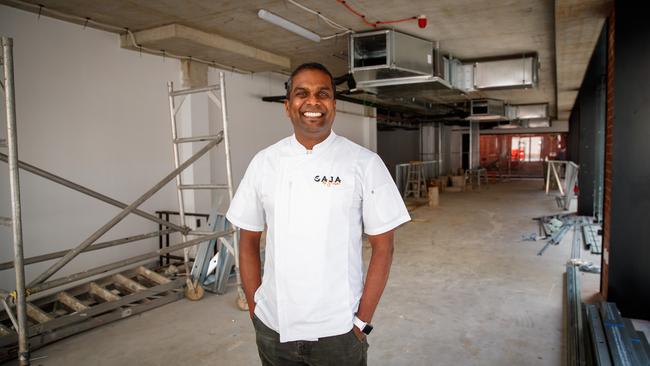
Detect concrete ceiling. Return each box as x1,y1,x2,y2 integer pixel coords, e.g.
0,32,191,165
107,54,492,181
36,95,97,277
2,0,611,122
555,0,611,121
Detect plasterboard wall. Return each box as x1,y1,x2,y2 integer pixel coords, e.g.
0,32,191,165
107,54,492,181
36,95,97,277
0,5,182,290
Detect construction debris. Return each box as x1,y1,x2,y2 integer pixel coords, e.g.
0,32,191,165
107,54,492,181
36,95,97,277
522,233,543,241
533,214,576,256
567,256,650,365
568,259,601,273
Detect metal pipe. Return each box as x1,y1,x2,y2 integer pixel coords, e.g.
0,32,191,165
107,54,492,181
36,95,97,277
28,229,235,295
545,160,552,194
28,135,221,287
1,298,19,332
469,122,473,170
437,122,442,176
2,36,30,366
0,152,187,234
178,184,228,190
0,229,176,271
219,72,245,303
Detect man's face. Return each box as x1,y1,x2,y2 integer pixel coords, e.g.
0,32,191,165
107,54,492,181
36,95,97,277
284,69,336,143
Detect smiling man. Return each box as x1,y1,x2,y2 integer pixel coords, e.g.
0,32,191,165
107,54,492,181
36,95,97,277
226,63,410,366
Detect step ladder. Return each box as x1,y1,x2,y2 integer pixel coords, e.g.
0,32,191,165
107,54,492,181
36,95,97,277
167,73,243,304
403,161,426,199
0,265,184,362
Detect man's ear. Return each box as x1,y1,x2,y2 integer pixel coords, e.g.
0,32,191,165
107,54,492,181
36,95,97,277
284,99,290,116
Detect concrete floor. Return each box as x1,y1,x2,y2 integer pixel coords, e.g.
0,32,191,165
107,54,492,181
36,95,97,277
16,180,603,365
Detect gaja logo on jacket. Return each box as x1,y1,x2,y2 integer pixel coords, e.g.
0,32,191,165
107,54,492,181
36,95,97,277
314,175,342,187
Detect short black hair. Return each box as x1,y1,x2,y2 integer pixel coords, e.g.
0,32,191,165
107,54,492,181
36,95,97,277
285,62,336,99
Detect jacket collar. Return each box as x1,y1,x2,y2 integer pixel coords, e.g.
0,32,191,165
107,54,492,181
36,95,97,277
289,130,337,155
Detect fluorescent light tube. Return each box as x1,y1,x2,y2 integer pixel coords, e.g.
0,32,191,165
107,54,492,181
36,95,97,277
258,9,321,43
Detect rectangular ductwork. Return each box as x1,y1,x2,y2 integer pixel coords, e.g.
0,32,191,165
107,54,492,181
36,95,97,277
473,55,538,89
467,99,506,121
503,103,550,127
506,103,548,120
494,118,551,129
349,30,450,90
447,57,474,91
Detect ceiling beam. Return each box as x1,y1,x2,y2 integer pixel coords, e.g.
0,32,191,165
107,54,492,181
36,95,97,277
120,24,291,72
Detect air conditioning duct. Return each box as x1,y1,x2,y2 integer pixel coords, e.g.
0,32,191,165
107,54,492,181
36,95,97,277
503,103,550,127
506,103,548,120
467,99,506,121
349,30,450,91
448,58,474,92
473,55,539,89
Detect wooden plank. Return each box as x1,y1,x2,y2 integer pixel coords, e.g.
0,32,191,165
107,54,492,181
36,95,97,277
0,289,183,363
17,264,150,318
136,266,170,285
88,282,120,302
112,274,147,293
26,303,53,324
16,278,184,339
56,292,88,312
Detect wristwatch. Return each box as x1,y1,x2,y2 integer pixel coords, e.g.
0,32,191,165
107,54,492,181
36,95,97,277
353,315,373,335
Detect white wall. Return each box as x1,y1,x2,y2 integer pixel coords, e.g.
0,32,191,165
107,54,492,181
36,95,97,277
0,5,375,291
0,5,183,290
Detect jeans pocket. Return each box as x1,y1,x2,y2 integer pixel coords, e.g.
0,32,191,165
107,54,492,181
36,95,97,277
348,329,366,346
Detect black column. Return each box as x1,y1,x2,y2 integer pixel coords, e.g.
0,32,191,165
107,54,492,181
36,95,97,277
571,26,606,218
608,3,650,320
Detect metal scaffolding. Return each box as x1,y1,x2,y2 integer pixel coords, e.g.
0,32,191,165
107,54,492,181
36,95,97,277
2,35,29,366
0,36,237,363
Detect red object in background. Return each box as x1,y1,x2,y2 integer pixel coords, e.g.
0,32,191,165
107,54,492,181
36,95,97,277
418,15,427,28
574,184,580,195
510,148,526,161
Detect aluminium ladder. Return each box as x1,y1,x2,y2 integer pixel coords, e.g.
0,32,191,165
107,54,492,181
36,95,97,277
403,161,426,199
167,73,243,305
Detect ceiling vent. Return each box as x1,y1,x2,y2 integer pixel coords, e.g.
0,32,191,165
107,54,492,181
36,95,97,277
349,30,450,91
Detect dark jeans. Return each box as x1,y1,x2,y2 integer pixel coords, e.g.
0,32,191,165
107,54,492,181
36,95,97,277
252,315,368,366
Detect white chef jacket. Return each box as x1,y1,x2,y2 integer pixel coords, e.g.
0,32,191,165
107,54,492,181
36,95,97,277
226,131,410,342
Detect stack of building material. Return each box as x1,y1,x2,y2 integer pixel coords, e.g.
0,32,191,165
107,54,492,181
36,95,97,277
581,217,603,254
584,302,650,365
